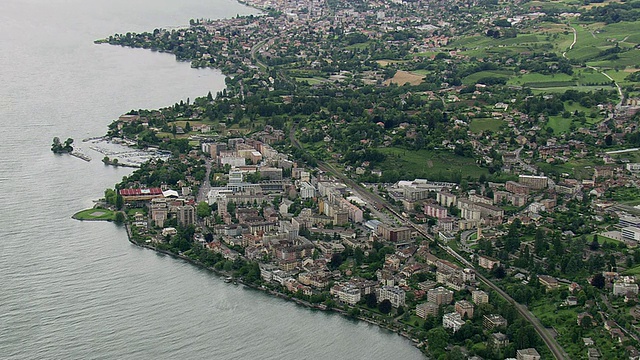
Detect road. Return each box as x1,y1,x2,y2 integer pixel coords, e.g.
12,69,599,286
196,158,212,203
250,39,269,71
562,26,577,59
587,65,624,103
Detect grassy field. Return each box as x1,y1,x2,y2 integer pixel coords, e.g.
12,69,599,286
296,77,327,85
448,18,638,95
546,116,573,133
410,69,431,76
128,208,145,216
545,98,605,134
400,314,425,328
563,101,594,114
582,233,622,246
376,59,407,66
469,118,504,133
508,69,612,91
536,158,597,179
462,70,513,85
608,68,638,88
589,51,640,68
566,20,640,69
385,70,424,86
624,264,640,275
378,147,489,181
73,208,116,221
452,23,574,57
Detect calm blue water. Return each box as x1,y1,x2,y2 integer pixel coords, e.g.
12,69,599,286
0,1,424,359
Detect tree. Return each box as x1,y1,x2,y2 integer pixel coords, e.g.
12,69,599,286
513,324,537,349
605,134,613,146
591,273,605,289
354,247,364,265
348,307,361,318
197,202,211,218
493,265,506,279
426,328,449,355
64,138,74,150
51,136,73,153
609,254,617,272
365,293,377,308
534,228,547,256
329,253,343,270
579,315,593,329
104,189,117,205
378,299,392,314
115,194,124,210
227,201,236,214
114,211,125,224
448,347,466,360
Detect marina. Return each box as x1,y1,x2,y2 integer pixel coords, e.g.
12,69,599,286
84,137,171,167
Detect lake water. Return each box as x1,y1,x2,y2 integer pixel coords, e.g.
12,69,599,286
0,0,424,358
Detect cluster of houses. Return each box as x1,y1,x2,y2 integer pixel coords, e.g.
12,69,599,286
388,175,555,239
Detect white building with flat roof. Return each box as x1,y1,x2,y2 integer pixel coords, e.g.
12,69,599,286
622,226,640,241
613,281,639,296
300,181,316,199
443,312,465,332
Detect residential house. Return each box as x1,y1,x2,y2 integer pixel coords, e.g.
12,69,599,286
416,302,439,319
376,286,406,308
491,332,509,349
455,300,474,319
483,314,507,330
517,348,541,360
472,290,489,304
427,286,454,305
478,255,500,270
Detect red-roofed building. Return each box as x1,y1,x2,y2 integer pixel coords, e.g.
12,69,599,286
119,188,164,202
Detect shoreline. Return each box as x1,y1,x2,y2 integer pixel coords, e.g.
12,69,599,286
71,216,113,222
122,223,423,353
93,5,423,356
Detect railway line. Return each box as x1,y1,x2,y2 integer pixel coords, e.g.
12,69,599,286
289,124,568,359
